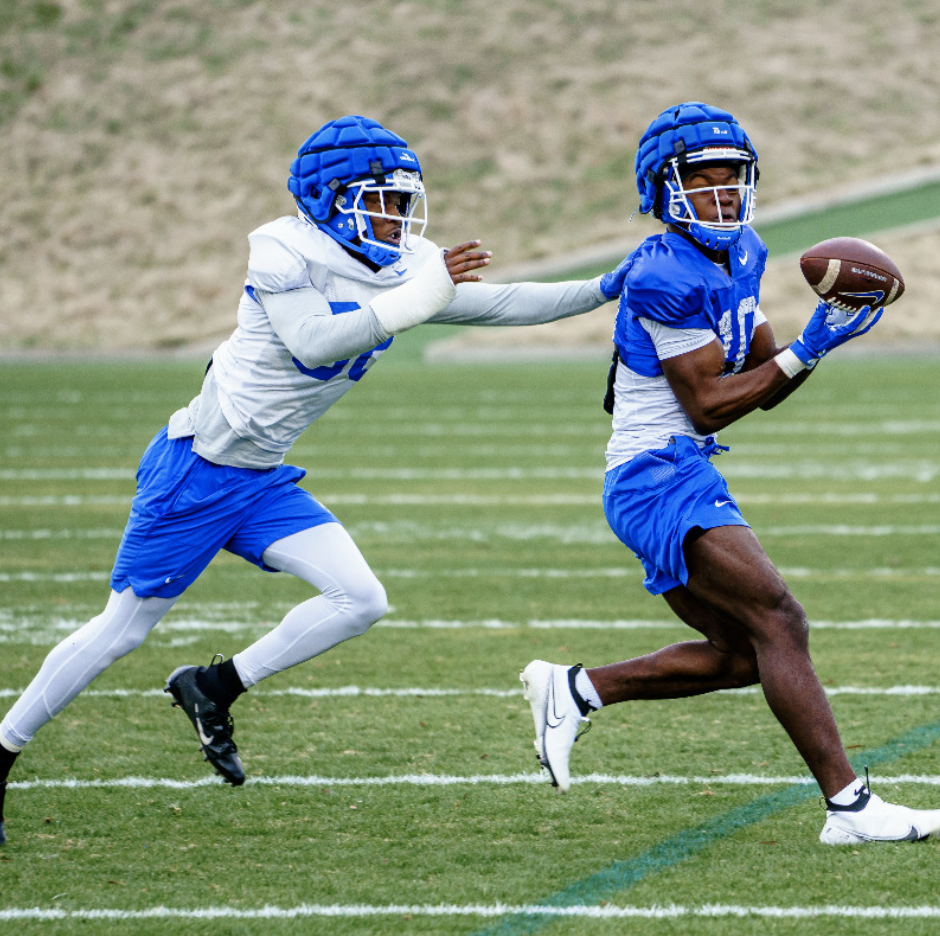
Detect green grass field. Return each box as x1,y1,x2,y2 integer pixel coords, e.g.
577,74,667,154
2,348,940,935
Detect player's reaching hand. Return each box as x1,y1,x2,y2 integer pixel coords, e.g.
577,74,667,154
599,254,633,300
444,241,492,284
790,299,883,368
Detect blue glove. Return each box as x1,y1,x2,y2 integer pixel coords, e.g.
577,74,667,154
790,300,883,366
599,255,633,301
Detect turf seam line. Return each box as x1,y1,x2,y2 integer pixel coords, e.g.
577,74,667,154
469,718,940,936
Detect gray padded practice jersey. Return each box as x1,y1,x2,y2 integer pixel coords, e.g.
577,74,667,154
167,216,609,468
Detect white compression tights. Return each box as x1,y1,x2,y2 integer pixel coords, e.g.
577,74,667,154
0,522,387,750
232,524,387,687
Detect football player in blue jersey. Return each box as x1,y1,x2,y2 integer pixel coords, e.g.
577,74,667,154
0,115,631,844
522,102,940,844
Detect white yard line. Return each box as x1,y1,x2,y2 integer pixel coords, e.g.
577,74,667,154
8,771,940,791
3,614,940,633
3,491,940,509
1,684,938,700
5,566,940,584
4,903,940,921
4,522,940,541
1,460,940,482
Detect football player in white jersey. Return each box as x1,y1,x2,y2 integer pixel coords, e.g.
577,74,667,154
522,102,940,844
0,115,629,843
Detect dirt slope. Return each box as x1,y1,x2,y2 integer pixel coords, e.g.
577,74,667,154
2,0,940,350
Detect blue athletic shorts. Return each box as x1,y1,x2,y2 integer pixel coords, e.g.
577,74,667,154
602,435,749,596
110,427,337,599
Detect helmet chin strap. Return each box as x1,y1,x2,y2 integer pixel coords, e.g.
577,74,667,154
667,223,733,260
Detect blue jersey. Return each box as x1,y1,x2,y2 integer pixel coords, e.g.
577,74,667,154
605,227,769,469
613,226,768,377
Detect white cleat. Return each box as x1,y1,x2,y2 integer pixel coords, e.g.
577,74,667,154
520,660,590,793
820,790,940,844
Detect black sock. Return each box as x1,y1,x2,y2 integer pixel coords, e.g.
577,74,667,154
0,746,19,827
196,658,247,708
0,745,18,786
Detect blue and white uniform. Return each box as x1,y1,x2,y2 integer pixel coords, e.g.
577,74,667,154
0,215,609,751
603,227,767,595
112,217,608,600
169,217,607,470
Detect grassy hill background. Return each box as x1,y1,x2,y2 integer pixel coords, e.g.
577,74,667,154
2,0,940,351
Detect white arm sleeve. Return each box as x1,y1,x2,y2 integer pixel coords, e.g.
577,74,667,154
425,276,608,326
368,249,457,334
256,288,390,368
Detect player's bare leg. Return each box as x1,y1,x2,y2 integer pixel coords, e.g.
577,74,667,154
546,525,940,840
587,590,759,702
587,525,853,797
676,524,855,798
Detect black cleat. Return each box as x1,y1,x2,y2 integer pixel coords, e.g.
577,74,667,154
165,664,245,786
0,780,7,845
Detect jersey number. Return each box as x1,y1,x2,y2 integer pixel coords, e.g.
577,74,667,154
290,300,392,382
292,337,393,382
718,296,756,374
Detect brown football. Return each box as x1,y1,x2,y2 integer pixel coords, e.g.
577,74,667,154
799,237,904,311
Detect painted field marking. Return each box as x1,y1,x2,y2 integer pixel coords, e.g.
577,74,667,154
2,684,940,701
4,522,940,542
469,719,940,936
4,903,940,922
8,770,940,792
5,566,940,585
5,614,940,647
2,491,939,508
1,460,940,482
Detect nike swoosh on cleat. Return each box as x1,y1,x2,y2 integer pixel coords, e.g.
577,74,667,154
545,682,565,730
194,705,214,747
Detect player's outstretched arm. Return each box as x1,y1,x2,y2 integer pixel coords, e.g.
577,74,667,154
662,323,802,435
368,241,493,335
421,248,628,329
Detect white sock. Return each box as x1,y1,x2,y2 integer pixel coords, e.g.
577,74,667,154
828,777,866,806
575,667,603,710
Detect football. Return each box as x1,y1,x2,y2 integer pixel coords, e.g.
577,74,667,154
799,236,904,312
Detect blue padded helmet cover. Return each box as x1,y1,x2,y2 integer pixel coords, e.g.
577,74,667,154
287,115,421,223
634,102,757,218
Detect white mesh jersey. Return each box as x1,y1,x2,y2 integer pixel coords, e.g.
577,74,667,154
168,215,608,469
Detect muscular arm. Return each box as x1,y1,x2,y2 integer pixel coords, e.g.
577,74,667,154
661,322,811,435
